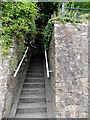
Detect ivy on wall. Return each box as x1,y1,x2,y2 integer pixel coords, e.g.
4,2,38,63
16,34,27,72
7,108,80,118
1,2,38,55
43,16,87,50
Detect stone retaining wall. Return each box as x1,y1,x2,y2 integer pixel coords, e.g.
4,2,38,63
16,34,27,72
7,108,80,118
0,44,17,119
0,38,31,119
49,21,88,118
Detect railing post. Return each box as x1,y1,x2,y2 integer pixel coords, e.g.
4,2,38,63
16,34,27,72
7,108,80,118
62,1,64,17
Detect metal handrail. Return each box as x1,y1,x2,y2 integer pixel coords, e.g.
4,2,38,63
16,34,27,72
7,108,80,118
13,47,29,77
13,41,37,78
45,50,52,78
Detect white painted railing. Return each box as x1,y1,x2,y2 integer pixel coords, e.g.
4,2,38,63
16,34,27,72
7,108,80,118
13,47,29,77
45,50,52,78
13,41,37,78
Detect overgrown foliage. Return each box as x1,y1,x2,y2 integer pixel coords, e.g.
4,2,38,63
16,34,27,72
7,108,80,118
44,20,54,50
43,16,86,50
35,2,61,47
43,2,90,50
1,2,89,54
36,2,61,27
1,2,38,54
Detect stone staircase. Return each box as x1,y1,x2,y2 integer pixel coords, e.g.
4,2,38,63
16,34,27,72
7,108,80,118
14,54,47,118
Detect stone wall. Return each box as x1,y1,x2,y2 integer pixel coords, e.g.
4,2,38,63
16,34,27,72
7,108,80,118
49,21,88,118
48,31,56,117
0,45,17,119
0,38,31,119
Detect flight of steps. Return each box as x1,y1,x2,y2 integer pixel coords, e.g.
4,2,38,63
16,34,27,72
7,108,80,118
15,54,47,118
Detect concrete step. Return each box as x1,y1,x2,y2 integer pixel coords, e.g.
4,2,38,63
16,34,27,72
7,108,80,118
26,73,44,76
25,77,44,79
21,90,45,95
26,77,44,79
22,88,45,91
29,65,43,67
19,97,46,103
25,78,44,82
27,70,43,73
20,94,46,99
27,68,43,73
15,112,47,118
23,83,45,88
28,67,43,69
26,74,44,77
24,82,45,84
22,88,45,95
27,71,44,75
16,107,47,114
31,61,42,62
27,71,43,73
13,54,48,118
30,59,42,61
29,64,43,66
18,102,47,108
30,63,43,65
30,60,42,62
28,69,43,71
30,64,43,66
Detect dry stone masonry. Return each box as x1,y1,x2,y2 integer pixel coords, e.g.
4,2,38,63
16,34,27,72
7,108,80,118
49,21,88,118
0,45,17,119
0,38,31,119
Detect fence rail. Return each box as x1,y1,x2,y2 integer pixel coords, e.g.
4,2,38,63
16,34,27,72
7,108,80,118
64,14,90,19
62,2,90,19
64,7,90,11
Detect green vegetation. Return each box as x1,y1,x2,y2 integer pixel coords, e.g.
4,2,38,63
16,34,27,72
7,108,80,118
35,2,61,47
64,2,90,17
1,2,90,54
36,2,61,27
43,2,90,50
43,16,86,50
1,2,38,54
